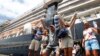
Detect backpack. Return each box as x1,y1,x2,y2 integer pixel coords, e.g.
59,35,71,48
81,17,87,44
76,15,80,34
57,28,68,39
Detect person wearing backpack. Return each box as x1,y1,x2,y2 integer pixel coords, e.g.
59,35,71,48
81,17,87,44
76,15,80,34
56,13,77,56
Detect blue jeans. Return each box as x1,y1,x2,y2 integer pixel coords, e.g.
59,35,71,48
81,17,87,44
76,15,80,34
85,38,100,50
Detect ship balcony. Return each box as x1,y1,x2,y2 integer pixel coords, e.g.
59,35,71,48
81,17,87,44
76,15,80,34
58,0,100,15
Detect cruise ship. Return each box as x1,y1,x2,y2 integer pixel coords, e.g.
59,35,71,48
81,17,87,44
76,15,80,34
0,0,100,56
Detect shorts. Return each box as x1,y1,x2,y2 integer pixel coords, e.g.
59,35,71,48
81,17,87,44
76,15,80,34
59,37,73,48
85,38,100,50
45,45,60,55
29,39,40,51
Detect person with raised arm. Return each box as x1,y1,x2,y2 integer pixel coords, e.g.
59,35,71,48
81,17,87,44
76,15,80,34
58,13,77,56
82,20,100,56
40,12,77,56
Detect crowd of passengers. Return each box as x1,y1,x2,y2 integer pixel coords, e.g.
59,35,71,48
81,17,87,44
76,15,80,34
28,13,100,56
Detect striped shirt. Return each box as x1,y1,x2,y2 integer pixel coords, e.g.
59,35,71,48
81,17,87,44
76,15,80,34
54,15,60,30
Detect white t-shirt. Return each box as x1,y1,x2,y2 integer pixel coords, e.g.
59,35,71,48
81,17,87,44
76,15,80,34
42,35,48,42
83,27,96,40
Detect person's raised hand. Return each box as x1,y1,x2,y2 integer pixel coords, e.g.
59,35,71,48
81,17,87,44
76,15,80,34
73,12,78,19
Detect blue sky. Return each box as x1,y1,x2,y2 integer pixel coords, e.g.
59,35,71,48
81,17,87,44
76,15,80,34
0,0,44,24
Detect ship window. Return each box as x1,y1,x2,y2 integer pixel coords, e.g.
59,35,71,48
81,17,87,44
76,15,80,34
12,34,16,37
85,15,91,19
5,37,7,39
6,36,9,39
16,32,20,37
96,12,100,18
9,36,11,38
90,14,97,19
7,36,10,38
20,33,23,35
85,15,93,20
19,31,24,36
10,34,14,38
3,37,6,39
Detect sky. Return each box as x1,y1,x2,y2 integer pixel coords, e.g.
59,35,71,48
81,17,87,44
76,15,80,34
0,0,44,24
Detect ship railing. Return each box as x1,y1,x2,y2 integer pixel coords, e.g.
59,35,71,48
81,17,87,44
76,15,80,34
0,41,31,48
